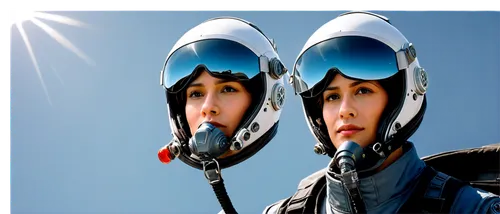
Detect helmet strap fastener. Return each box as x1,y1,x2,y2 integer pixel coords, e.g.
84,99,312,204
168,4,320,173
202,159,238,214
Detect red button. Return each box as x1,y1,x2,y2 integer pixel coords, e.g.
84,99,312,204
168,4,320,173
158,146,173,164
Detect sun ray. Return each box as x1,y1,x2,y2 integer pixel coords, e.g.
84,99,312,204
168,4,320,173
32,12,89,28
50,65,65,86
15,22,53,106
189,43,199,58
13,11,94,105
31,18,96,66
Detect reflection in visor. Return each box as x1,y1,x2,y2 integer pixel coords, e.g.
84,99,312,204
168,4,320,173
211,70,249,80
293,36,401,98
162,39,260,93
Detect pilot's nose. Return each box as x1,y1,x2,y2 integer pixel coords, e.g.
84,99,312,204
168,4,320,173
201,92,220,117
339,95,357,119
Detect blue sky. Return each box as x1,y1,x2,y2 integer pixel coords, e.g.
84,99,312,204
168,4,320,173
10,11,500,213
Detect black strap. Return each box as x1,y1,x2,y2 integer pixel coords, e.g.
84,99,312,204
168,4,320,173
278,175,327,214
399,166,438,213
203,160,238,214
314,184,327,214
418,176,466,213
399,166,467,213
211,178,237,214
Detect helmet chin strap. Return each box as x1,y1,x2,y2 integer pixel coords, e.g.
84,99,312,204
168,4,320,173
353,137,406,177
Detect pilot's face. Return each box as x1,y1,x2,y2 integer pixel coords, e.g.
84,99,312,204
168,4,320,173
322,74,388,149
185,70,252,157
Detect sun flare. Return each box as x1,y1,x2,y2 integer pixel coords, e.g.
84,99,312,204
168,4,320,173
11,10,35,25
12,11,94,106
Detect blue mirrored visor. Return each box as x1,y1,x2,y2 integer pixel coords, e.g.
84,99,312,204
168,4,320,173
293,36,400,97
162,39,260,93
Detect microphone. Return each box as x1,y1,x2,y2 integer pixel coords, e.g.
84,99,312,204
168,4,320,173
332,141,366,214
333,141,364,173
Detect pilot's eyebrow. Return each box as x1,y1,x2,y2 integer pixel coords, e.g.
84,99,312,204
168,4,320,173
188,79,238,88
324,81,364,91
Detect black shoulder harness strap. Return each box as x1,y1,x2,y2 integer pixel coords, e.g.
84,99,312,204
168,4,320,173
398,165,467,213
277,169,327,214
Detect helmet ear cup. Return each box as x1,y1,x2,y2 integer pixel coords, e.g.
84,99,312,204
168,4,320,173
413,66,428,96
268,57,287,79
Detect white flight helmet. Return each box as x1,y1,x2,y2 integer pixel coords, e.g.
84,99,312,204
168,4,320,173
290,11,428,171
160,17,287,170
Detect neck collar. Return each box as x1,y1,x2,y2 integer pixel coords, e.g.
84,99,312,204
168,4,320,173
325,142,425,212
